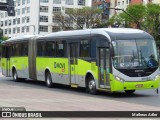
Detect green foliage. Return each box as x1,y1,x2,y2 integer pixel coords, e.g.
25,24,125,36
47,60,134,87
1,36,8,41
109,3,160,45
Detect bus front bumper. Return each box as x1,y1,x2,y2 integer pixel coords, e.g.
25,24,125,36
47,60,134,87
110,76,160,92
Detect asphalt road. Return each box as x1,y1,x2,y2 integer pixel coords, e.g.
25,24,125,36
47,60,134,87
0,75,160,109
1,72,160,120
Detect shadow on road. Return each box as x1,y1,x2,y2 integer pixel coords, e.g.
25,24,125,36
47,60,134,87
5,78,155,99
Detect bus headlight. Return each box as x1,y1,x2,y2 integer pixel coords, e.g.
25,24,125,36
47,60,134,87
154,75,159,81
115,76,125,83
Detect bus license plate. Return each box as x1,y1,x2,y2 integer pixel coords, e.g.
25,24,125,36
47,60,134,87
136,84,143,88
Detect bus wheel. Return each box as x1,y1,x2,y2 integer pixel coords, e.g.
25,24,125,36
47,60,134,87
125,90,135,94
87,76,97,95
12,69,20,82
46,72,53,88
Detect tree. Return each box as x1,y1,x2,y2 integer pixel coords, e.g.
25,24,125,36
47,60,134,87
54,12,73,31
53,7,102,30
109,3,160,45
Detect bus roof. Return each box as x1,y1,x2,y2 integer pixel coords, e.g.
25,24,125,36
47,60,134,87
42,28,145,38
2,35,40,44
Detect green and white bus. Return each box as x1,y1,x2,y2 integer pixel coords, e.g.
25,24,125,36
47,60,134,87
1,28,160,94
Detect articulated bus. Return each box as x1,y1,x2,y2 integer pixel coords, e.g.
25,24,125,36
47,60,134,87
1,28,160,94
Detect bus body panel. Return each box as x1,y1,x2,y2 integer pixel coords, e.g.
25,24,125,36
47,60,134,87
1,58,8,76
77,59,98,87
10,57,29,78
36,57,70,85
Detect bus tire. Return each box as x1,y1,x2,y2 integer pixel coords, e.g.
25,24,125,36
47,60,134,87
87,76,97,95
125,90,135,94
45,72,53,88
12,69,21,82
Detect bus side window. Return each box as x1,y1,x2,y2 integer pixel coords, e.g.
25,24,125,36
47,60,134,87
2,45,6,58
56,41,66,57
46,41,56,57
80,39,90,58
21,42,28,56
37,41,45,57
14,43,21,57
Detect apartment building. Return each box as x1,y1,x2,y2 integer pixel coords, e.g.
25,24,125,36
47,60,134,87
0,0,92,37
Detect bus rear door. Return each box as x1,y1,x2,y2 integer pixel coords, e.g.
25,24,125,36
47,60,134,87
69,43,79,87
2,45,11,77
99,47,111,89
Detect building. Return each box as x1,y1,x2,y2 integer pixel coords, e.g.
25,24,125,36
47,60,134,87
92,0,116,19
152,0,160,4
0,0,92,37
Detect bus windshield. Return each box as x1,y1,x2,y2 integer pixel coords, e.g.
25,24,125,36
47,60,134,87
112,39,158,69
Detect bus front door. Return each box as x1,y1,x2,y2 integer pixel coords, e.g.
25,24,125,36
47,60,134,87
99,48,110,89
69,43,78,87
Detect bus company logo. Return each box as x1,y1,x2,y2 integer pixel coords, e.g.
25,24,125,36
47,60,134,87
2,112,11,117
54,62,65,72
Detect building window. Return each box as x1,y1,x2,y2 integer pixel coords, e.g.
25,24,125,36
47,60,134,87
26,26,29,32
22,0,25,5
27,0,30,4
14,1,16,7
52,26,60,32
40,16,48,22
9,28,11,34
5,12,7,17
17,27,20,33
52,17,60,23
39,25,48,32
13,19,16,25
40,6,48,12
5,20,7,26
53,7,61,13
13,28,16,33
8,20,11,25
78,0,85,6
22,8,26,14
22,26,25,33
40,0,48,3
53,0,61,4
26,16,30,23
17,9,20,15
18,0,21,5
17,18,20,24
22,17,25,23
122,1,124,5
65,0,73,5
1,21,3,27
27,7,30,13
5,29,7,34
126,0,128,4
118,1,120,5
0,13,4,18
